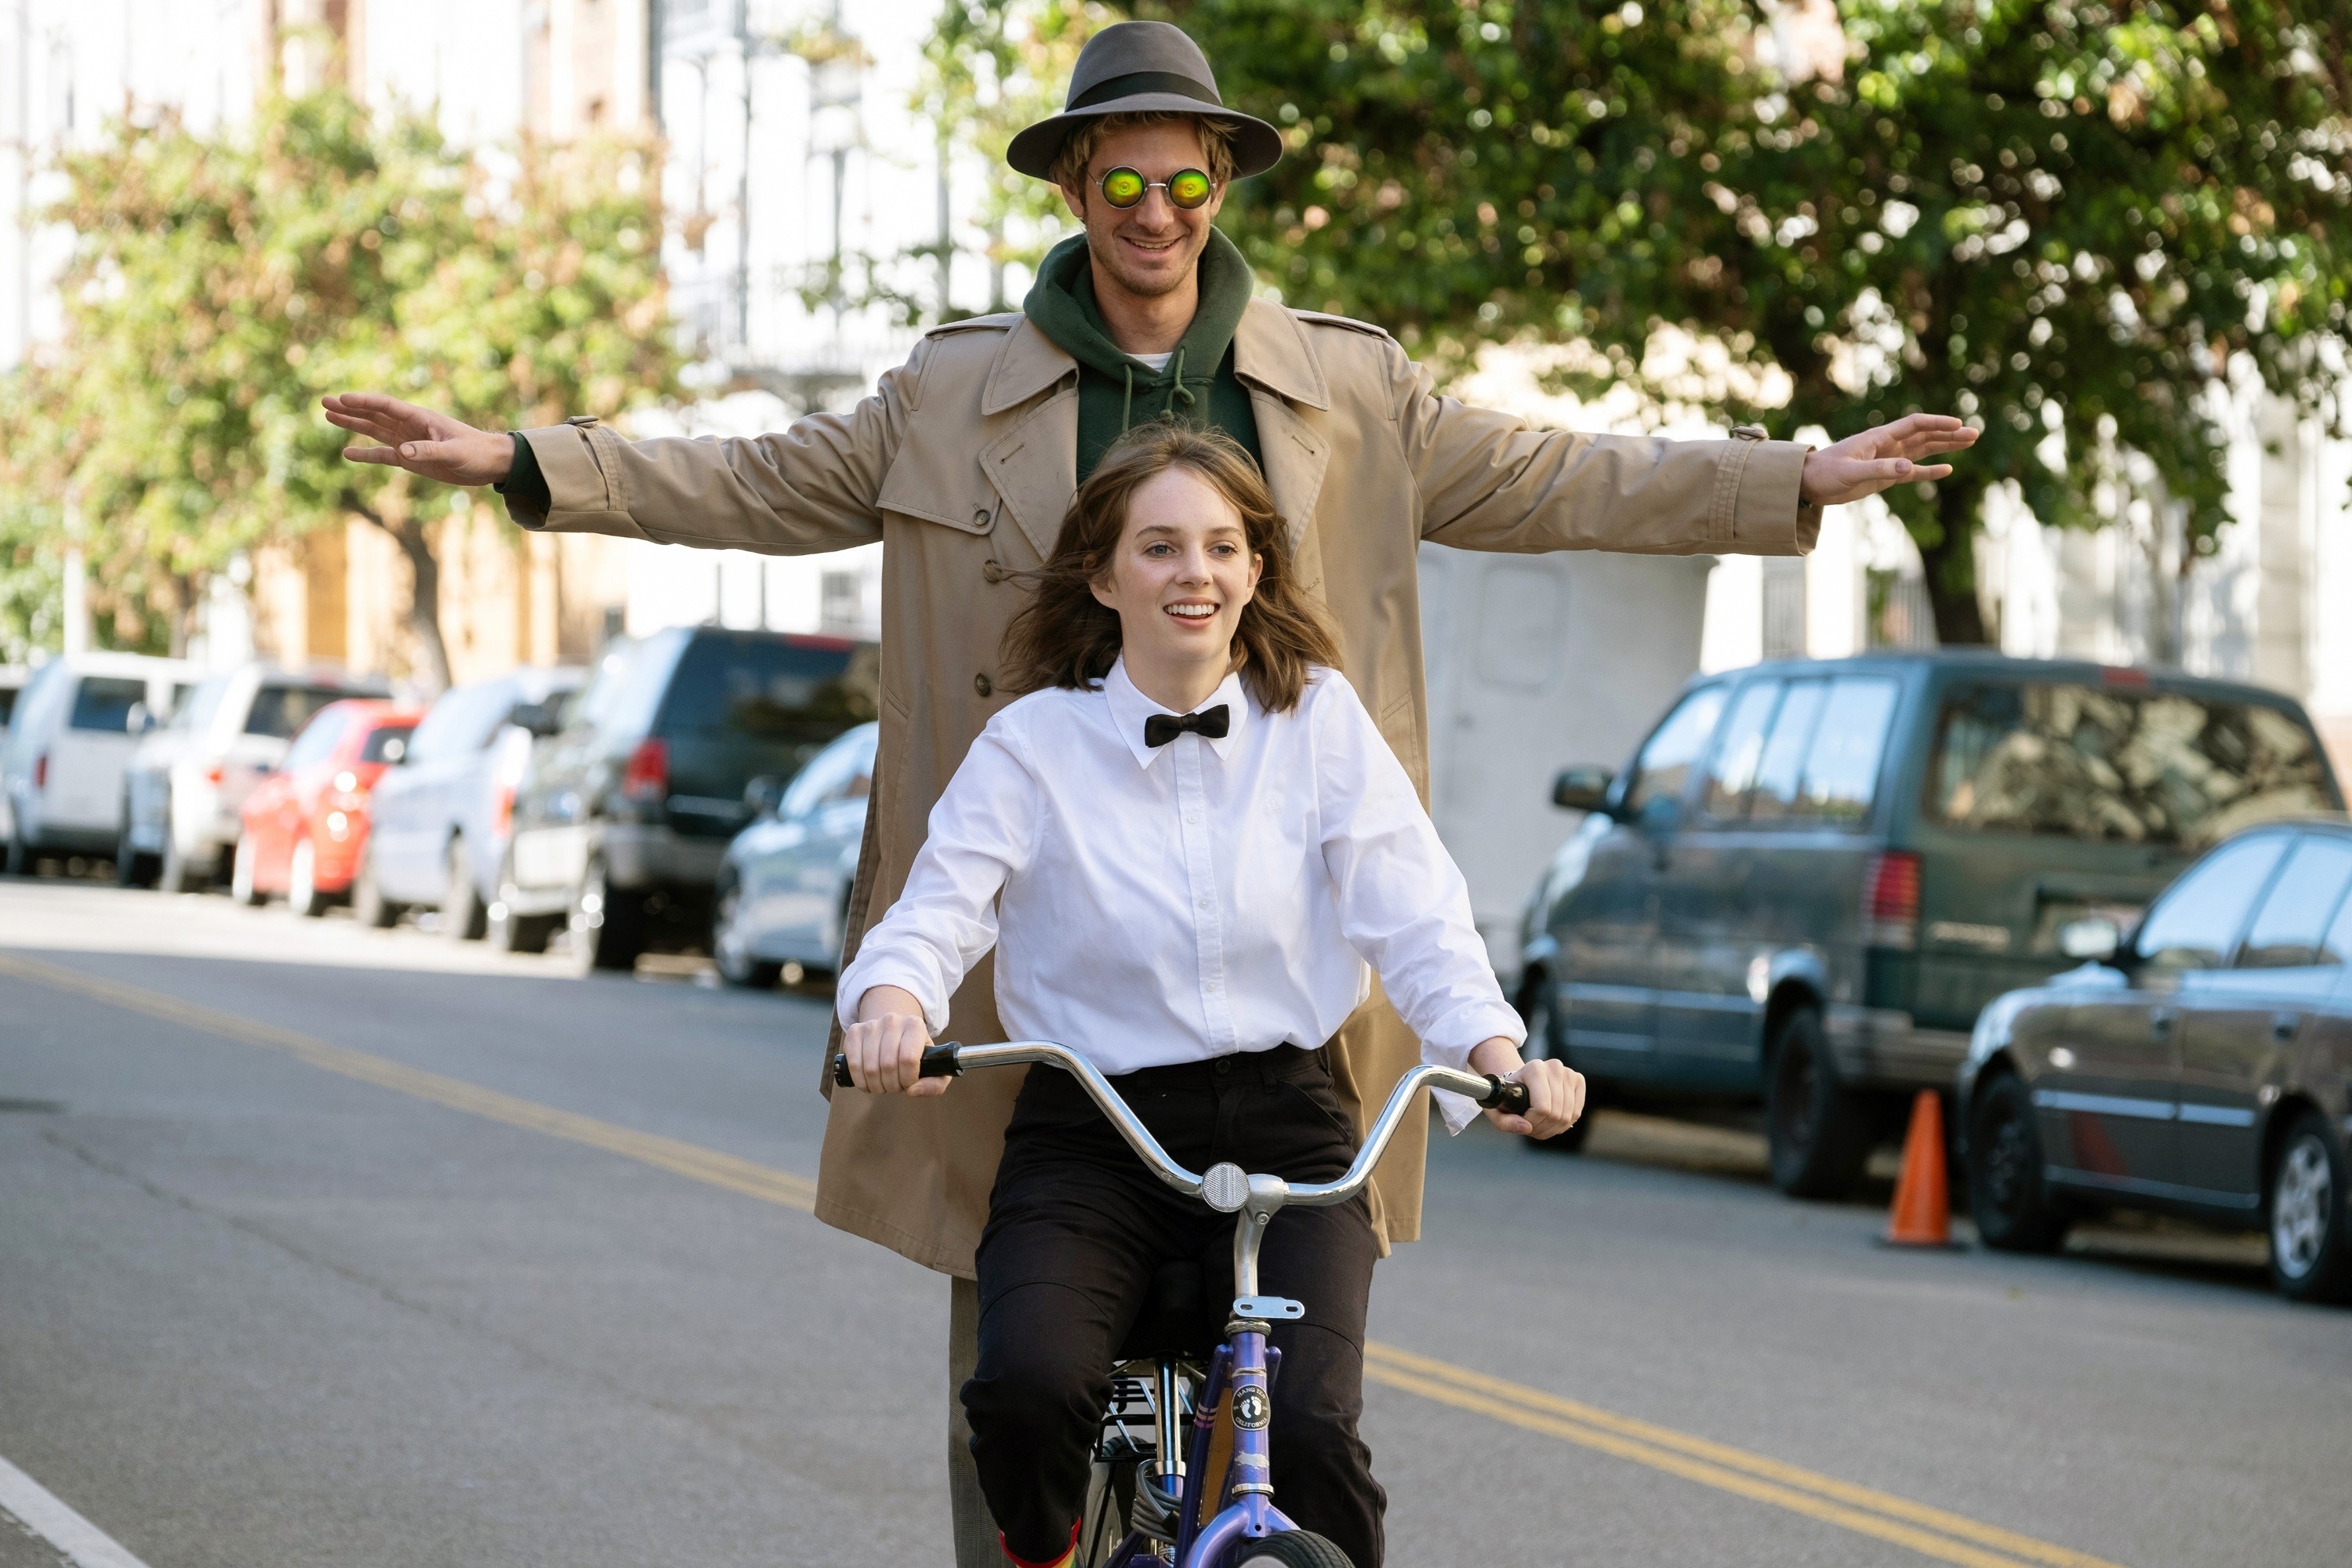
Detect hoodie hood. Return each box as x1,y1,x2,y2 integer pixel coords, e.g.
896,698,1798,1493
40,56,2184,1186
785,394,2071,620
1023,227,1256,435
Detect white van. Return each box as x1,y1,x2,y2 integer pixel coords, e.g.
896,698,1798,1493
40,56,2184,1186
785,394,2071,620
2,653,196,873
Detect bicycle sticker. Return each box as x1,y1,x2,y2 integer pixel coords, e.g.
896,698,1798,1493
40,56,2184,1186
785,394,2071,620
1232,1385,1270,1430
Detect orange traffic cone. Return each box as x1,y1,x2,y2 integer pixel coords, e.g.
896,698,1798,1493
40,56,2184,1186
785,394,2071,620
1882,1089,1961,1248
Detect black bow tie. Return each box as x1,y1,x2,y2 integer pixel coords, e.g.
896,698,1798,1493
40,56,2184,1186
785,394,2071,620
1144,705,1230,748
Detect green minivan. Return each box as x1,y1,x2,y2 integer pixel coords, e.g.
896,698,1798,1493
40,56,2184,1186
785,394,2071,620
1514,652,2343,1197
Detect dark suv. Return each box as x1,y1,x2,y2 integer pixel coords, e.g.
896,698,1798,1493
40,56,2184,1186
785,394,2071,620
1518,652,2341,1196
503,627,879,972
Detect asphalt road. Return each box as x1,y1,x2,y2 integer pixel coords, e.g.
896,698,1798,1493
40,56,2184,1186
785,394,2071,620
0,876,2343,1568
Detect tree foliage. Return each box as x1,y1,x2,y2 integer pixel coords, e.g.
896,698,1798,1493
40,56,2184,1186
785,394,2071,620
1,89,679,683
928,0,2352,642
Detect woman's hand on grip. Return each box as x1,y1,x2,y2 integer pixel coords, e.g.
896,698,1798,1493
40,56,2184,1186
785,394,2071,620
1467,1037,1585,1139
841,985,947,1097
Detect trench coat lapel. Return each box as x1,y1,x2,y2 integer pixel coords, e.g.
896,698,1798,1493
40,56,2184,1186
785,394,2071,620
1235,299,1333,578
980,318,1081,561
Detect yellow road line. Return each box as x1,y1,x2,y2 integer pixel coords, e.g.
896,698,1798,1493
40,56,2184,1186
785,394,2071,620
0,949,2125,1568
0,950,818,1214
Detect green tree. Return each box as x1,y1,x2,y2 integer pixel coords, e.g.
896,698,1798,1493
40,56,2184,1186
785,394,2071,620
2,89,678,684
929,0,2352,644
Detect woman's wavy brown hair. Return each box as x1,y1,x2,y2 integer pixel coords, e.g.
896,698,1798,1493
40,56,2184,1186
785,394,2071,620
1000,424,1341,713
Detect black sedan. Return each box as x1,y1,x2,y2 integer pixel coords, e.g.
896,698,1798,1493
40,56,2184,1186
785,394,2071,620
1961,818,2352,1303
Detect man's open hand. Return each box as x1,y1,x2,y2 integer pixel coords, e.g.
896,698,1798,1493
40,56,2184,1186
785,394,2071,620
1799,413,1978,508
322,394,517,487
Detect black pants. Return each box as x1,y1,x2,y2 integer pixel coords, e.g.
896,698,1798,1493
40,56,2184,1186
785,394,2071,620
965,1046,1385,1568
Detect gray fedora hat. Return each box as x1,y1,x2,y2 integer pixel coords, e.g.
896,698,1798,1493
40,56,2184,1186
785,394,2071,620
1006,20,1283,182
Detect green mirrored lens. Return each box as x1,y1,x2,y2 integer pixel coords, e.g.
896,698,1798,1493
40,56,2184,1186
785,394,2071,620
1101,169,1146,206
1168,170,1212,208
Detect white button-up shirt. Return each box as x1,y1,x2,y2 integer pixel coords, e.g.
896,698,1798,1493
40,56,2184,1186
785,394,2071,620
838,659,1523,1131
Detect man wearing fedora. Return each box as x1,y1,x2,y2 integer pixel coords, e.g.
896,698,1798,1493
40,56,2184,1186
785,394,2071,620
326,20,1972,1565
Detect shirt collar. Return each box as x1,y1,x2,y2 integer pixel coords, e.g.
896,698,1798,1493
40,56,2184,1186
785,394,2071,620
1102,657,1250,770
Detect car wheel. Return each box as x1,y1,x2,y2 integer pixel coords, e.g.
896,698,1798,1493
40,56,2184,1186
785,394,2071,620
1766,1006,1871,1199
351,848,398,930
566,856,645,975
288,838,328,918
114,813,158,888
1966,1072,2069,1251
713,877,781,989
230,837,264,906
443,835,486,942
157,826,194,895
485,851,556,955
2267,1109,2352,1305
1517,971,1590,1153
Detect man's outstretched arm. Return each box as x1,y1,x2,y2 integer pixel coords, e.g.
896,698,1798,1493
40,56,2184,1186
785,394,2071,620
323,367,912,555
1389,344,1976,557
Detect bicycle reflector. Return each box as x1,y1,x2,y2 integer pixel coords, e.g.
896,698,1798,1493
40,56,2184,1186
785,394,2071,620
1203,1162,1249,1213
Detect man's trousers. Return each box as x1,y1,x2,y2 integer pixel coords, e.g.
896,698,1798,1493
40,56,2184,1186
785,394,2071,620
957,1045,1385,1568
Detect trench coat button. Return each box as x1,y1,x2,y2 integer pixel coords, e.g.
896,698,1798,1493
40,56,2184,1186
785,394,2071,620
974,673,993,698
972,507,992,529
1730,423,1766,441
981,558,1008,584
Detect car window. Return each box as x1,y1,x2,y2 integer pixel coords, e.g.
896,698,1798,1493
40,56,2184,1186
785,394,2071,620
283,709,352,771
2237,836,2352,969
780,725,879,818
1624,685,1729,823
655,635,873,739
567,635,679,739
1748,681,1829,824
359,724,416,765
1798,677,1901,824
0,684,17,729
2134,833,2292,975
1701,680,1781,820
67,677,150,733
246,684,354,740
407,682,510,763
176,673,230,734
1927,681,2336,849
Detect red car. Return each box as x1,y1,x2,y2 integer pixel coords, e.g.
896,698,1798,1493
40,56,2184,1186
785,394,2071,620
233,699,421,916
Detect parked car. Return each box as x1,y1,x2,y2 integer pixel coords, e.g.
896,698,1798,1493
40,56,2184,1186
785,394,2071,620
1962,819,2352,1303
1517,652,2342,1196
121,662,389,891
231,699,421,916
504,628,879,973
713,721,877,986
2,652,196,875
359,666,584,941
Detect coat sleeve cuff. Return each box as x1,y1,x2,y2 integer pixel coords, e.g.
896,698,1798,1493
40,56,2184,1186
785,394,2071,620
510,423,652,539
1726,437,1819,557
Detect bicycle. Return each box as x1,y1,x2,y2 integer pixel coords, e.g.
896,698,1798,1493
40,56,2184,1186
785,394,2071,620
833,1039,1531,1568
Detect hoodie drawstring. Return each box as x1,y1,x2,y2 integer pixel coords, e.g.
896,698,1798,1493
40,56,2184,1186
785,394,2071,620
1120,362,1135,434
1166,346,1193,419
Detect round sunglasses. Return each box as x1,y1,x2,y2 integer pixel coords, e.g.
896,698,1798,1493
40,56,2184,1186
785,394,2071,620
1095,166,1217,211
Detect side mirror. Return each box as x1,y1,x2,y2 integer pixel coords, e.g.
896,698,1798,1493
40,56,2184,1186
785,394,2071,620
125,702,152,735
1551,765,1616,815
380,736,409,765
2058,915,2122,962
512,698,565,739
743,775,786,819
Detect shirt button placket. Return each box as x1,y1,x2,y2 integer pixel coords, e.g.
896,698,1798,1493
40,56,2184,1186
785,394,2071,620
1176,739,1233,1053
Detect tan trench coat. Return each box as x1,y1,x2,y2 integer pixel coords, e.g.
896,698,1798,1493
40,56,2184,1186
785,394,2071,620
518,299,1817,1278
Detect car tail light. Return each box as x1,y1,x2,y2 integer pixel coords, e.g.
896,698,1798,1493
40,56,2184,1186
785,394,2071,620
203,762,224,787
492,782,516,837
621,738,669,803
31,753,45,789
1864,851,1921,950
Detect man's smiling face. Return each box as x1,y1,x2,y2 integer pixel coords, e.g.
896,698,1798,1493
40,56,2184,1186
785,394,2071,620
1059,118,1225,304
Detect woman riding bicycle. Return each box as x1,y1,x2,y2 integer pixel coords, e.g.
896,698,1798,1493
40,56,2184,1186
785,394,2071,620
837,424,1584,1568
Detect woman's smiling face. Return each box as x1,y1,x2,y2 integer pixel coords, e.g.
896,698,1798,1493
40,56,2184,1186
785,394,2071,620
1091,463,1263,681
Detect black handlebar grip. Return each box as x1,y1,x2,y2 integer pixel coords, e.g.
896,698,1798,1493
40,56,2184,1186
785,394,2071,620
1479,1075,1533,1114
833,1043,964,1088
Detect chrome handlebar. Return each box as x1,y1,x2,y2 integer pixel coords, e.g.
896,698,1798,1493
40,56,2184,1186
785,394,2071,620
832,1040,1526,1213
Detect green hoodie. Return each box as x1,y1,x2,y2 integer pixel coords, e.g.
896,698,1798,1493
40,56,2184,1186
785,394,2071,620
1022,227,1265,482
